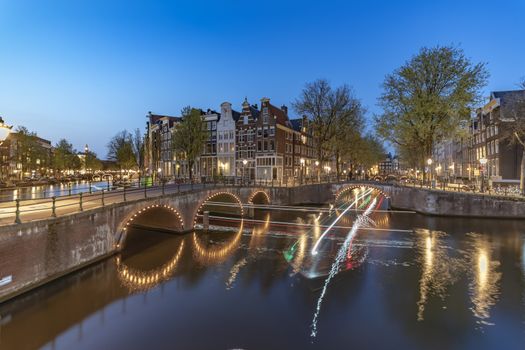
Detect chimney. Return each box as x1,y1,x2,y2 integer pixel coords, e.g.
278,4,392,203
281,105,288,115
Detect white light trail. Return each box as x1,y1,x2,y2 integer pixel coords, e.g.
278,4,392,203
311,188,373,256
311,197,377,338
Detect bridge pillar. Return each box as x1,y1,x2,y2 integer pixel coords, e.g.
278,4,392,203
203,211,209,231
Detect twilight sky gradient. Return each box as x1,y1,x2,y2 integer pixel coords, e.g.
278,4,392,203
1,0,524,157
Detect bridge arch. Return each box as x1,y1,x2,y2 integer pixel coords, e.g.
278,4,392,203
248,190,271,205
117,204,185,249
334,184,390,204
192,191,244,229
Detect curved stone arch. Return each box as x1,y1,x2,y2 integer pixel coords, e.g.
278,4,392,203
334,185,390,204
116,239,185,291
117,204,185,249
192,219,244,265
247,190,271,205
192,191,244,229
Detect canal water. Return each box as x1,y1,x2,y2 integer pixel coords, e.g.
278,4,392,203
0,181,110,202
1,189,525,349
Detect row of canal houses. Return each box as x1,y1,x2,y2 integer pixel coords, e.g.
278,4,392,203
145,97,319,183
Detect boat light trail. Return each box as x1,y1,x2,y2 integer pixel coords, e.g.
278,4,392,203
311,188,373,256
311,197,377,338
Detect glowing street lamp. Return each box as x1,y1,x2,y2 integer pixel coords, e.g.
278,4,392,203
242,159,248,184
426,158,433,187
299,158,305,184
479,157,487,193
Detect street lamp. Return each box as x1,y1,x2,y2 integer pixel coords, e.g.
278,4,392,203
479,157,487,193
427,158,433,187
300,158,305,184
242,159,248,185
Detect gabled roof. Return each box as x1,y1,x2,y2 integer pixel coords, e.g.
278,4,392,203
289,118,302,132
147,113,181,126
249,105,260,120
492,90,525,100
490,90,525,118
232,109,241,122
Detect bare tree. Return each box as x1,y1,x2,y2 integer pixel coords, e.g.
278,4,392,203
294,79,364,180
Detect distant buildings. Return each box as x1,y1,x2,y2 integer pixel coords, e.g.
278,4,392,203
433,89,525,185
378,153,399,175
145,97,319,183
0,132,52,181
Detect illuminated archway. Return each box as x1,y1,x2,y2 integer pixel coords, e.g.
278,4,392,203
193,191,244,228
117,204,185,249
334,185,390,204
248,190,271,205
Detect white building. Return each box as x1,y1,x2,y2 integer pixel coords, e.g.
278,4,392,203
217,102,239,178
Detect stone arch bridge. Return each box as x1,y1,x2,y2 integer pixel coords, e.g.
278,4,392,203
0,182,392,303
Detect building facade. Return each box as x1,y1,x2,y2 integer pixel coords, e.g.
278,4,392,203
145,112,182,179
432,89,525,185
217,102,239,178
236,99,259,181
0,132,52,181
198,109,220,180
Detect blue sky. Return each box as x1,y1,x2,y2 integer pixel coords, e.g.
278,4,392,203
1,0,524,157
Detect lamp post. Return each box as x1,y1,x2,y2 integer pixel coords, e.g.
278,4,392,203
479,157,487,193
426,158,433,187
242,159,248,185
157,167,162,185
448,164,454,188
300,158,305,184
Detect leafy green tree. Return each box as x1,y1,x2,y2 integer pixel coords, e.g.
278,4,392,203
375,45,489,175
172,106,207,180
357,134,386,170
15,126,51,177
107,130,138,171
53,139,81,176
84,150,103,172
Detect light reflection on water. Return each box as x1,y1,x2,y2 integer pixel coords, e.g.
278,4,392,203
1,190,525,349
467,233,501,324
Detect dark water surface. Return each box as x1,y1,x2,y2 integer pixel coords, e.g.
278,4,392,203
1,194,525,350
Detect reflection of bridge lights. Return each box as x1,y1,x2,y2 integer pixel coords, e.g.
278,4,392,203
116,240,185,292
192,219,244,264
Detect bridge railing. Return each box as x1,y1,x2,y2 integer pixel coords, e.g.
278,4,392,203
0,178,355,225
